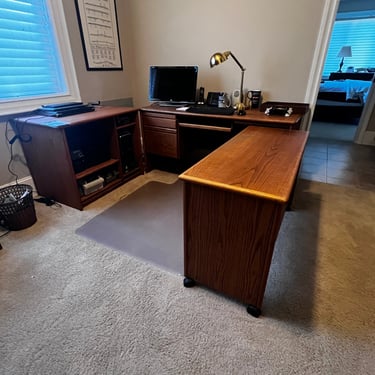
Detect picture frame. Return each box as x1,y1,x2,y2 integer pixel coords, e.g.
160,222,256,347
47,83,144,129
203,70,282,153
75,0,123,70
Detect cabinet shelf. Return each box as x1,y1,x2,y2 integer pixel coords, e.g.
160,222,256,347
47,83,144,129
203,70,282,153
80,166,141,204
75,159,119,180
80,178,122,203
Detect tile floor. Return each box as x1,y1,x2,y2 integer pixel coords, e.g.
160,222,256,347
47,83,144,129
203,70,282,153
300,121,375,190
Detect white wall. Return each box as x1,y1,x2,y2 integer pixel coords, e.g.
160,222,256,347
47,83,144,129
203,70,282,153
127,0,327,107
61,0,135,104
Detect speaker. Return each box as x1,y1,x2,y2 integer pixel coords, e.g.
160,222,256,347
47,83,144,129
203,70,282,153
198,87,205,104
70,149,86,173
232,89,241,107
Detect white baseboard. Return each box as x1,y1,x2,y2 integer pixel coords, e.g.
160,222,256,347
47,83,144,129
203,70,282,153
0,176,36,191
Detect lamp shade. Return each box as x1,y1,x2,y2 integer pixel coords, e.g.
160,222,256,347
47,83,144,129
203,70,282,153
337,46,352,58
209,51,230,67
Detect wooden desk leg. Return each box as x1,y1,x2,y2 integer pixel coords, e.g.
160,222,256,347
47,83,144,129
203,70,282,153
183,182,286,317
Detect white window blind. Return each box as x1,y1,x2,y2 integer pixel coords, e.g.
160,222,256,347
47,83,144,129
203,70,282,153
0,0,79,115
323,17,375,76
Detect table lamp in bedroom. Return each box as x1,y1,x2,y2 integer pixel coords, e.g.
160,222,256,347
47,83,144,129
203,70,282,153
337,46,352,73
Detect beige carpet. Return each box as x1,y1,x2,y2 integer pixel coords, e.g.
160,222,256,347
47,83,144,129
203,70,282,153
0,170,374,374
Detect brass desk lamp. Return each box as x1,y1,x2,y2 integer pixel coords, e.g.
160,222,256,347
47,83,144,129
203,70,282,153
210,51,246,115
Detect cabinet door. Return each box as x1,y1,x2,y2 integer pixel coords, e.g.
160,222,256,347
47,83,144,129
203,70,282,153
143,128,178,158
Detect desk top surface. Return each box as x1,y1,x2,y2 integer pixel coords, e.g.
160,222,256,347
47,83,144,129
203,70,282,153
14,106,137,128
141,105,303,126
179,126,308,203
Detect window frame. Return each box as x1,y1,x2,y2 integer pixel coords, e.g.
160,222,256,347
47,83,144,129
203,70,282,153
0,0,81,117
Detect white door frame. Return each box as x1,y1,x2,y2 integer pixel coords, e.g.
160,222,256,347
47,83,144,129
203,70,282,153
355,81,375,145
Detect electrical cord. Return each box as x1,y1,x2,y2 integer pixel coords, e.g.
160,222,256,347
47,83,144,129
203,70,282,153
5,120,32,185
5,121,19,184
4,120,61,211
34,196,61,208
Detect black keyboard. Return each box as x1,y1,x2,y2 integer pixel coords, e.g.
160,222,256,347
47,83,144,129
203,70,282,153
187,105,235,116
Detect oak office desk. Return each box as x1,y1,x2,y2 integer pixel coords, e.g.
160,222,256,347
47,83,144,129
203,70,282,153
140,104,308,171
141,104,306,129
179,126,309,317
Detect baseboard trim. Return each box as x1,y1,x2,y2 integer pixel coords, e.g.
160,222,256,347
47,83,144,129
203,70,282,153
0,176,35,191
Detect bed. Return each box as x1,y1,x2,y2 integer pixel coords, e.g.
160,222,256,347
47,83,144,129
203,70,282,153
313,72,374,123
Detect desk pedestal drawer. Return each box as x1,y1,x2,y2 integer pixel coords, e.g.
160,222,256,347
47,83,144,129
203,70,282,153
143,128,178,158
142,113,176,129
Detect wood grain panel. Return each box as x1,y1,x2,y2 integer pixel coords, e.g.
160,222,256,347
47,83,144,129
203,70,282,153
180,125,308,312
183,183,286,307
19,125,81,208
143,128,178,158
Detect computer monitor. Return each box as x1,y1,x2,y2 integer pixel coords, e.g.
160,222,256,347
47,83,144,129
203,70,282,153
148,65,198,105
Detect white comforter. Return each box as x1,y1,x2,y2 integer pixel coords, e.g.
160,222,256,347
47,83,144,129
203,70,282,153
320,79,372,102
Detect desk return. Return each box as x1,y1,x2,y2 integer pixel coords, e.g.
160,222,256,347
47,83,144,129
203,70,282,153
179,126,308,317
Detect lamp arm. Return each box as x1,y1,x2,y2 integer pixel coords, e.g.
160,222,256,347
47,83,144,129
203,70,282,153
339,57,344,73
228,52,245,103
228,52,246,72
239,70,245,103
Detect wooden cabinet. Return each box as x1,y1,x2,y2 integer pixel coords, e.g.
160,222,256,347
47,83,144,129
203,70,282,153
13,107,143,210
141,112,179,158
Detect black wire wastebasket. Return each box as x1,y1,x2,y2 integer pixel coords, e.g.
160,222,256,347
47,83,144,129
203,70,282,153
0,184,37,230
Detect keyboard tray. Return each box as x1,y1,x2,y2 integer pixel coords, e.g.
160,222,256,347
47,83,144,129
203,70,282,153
187,105,234,116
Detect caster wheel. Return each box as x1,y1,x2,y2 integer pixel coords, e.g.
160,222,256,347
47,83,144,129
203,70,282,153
183,277,196,288
246,304,261,318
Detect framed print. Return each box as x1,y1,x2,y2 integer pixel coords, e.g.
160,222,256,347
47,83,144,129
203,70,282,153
75,0,123,70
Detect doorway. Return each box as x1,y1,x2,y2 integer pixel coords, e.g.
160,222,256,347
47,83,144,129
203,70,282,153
309,0,374,144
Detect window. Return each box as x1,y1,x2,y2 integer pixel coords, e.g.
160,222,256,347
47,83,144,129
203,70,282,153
0,0,80,116
322,17,375,76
